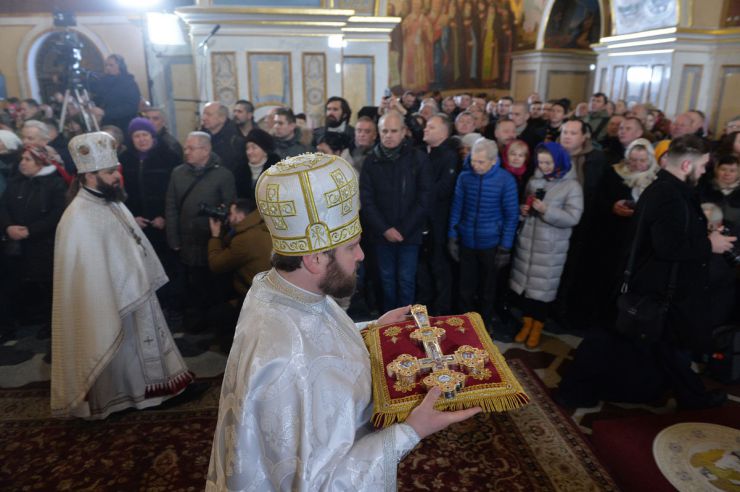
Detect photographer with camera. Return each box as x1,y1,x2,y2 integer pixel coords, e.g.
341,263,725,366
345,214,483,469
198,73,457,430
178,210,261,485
165,131,236,331
206,199,272,352
89,54,141,135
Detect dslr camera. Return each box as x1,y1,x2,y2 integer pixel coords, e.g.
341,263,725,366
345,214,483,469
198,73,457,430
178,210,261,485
198,202,228,223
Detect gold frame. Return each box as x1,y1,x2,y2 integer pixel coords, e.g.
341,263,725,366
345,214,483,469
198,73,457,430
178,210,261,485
711,64,740,133
301,52,327,126
676,64,704,113
647,64,666,105
247,51,293,109
341,55,375,109
210,51,239,107
611,65,625,101
625,65,649,103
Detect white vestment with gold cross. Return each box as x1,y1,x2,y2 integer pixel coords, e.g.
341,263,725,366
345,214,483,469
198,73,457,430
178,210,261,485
50,188,191,419
206,269,421,491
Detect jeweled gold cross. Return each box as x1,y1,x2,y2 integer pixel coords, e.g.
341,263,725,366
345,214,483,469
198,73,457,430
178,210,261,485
387,305,488,399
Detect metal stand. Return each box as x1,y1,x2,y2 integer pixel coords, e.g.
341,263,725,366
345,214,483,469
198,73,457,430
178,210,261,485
58,85,99,134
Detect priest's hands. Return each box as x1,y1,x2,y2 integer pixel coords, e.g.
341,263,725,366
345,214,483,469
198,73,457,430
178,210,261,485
376,305,411,326
405,386,482,439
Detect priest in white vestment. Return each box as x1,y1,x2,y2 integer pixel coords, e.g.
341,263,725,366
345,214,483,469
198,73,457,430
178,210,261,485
207,153,480,491
51,132,193,420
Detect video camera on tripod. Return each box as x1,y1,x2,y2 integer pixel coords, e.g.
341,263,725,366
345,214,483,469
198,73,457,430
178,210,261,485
53,10,99,133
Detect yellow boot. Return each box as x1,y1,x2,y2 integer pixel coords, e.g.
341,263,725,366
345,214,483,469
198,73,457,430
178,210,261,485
526,320,544,348
515,317,534,343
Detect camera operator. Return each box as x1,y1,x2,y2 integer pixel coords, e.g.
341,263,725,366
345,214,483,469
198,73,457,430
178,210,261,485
89,54,141,135
165,131,236,331
206,199,272,351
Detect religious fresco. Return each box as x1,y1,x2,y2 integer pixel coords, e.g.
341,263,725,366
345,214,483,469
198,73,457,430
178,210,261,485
386,0,548,91
613,0,676,35
544,0,601,50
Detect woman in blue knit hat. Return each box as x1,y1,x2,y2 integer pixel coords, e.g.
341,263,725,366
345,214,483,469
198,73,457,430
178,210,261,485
509,141,584,347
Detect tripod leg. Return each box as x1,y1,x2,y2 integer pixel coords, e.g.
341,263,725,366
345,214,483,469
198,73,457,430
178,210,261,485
59,90,71,134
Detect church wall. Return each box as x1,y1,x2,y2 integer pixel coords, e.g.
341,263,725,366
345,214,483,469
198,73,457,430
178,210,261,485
0,14,148,109
0,24,37,98
511,50,596,106
690,0,725,28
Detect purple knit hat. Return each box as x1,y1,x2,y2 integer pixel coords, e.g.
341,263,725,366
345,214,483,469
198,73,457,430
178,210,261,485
127,117,157,138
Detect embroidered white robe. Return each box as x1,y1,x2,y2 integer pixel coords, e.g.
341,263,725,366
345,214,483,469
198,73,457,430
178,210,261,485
51,188,191,419
207,269,420,491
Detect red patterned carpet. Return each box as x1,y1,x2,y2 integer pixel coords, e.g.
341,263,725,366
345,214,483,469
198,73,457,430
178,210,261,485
0,360,619,491
0,381,221,491
399,359,619,491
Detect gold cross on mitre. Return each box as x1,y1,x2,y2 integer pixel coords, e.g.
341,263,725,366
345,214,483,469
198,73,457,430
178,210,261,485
386,305,489,399
323,168,357,216
258,183,296,230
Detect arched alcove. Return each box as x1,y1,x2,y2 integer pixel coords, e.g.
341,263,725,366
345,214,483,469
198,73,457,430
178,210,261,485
29,30,104,105
543,0,602,49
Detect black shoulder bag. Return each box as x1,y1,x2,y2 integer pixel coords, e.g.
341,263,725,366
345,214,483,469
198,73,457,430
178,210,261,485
615,202,688,343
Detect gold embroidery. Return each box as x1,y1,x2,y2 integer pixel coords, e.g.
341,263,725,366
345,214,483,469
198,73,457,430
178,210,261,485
384,325,402,344
324,168,357,216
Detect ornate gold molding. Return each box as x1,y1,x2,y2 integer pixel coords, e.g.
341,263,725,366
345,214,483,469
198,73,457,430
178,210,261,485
177,6,355,16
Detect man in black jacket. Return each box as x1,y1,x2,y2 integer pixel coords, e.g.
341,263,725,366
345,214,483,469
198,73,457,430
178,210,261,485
311,97,354,148
557,135,737,409
360,111,431,311
200,102,246,174
417,113,459,314
630,135,735,408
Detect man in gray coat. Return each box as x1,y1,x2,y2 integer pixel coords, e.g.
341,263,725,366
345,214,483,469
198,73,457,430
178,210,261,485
166,131,237,329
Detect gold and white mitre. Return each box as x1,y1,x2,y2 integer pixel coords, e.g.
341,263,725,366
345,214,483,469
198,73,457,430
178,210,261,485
256,152,361,255
68,132,118,173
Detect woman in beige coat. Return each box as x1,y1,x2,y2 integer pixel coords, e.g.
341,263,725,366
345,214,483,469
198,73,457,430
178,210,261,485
510,142,584,347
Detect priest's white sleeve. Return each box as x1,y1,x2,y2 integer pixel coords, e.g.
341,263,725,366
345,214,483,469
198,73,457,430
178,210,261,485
207,308,421,491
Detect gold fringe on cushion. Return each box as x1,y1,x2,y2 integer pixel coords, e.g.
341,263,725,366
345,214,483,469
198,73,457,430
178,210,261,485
363,312,530,428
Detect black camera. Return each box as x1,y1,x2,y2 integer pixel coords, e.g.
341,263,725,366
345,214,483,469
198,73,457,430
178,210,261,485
721,228,740,266
53,30,88,91
198,202,228,222
535,188,546,200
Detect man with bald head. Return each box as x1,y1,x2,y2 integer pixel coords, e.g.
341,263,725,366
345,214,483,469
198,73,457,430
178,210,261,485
166,131,237,328
671,112,694,139
200,101,245,173
605,116,645,165
360,111,431,311
419,113,459,314
509,101,544,151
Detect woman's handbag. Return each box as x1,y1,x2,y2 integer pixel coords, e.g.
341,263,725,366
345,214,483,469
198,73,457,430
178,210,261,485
614,202,686,343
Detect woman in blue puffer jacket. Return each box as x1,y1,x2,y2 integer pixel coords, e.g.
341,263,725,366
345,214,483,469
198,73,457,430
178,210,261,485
448,138,520,329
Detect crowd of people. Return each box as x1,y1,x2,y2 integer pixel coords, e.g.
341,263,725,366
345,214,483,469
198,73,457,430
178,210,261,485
2,48,740,489
1,52,739,409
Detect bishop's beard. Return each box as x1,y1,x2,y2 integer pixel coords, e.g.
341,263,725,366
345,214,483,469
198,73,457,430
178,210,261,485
96,176,128,203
